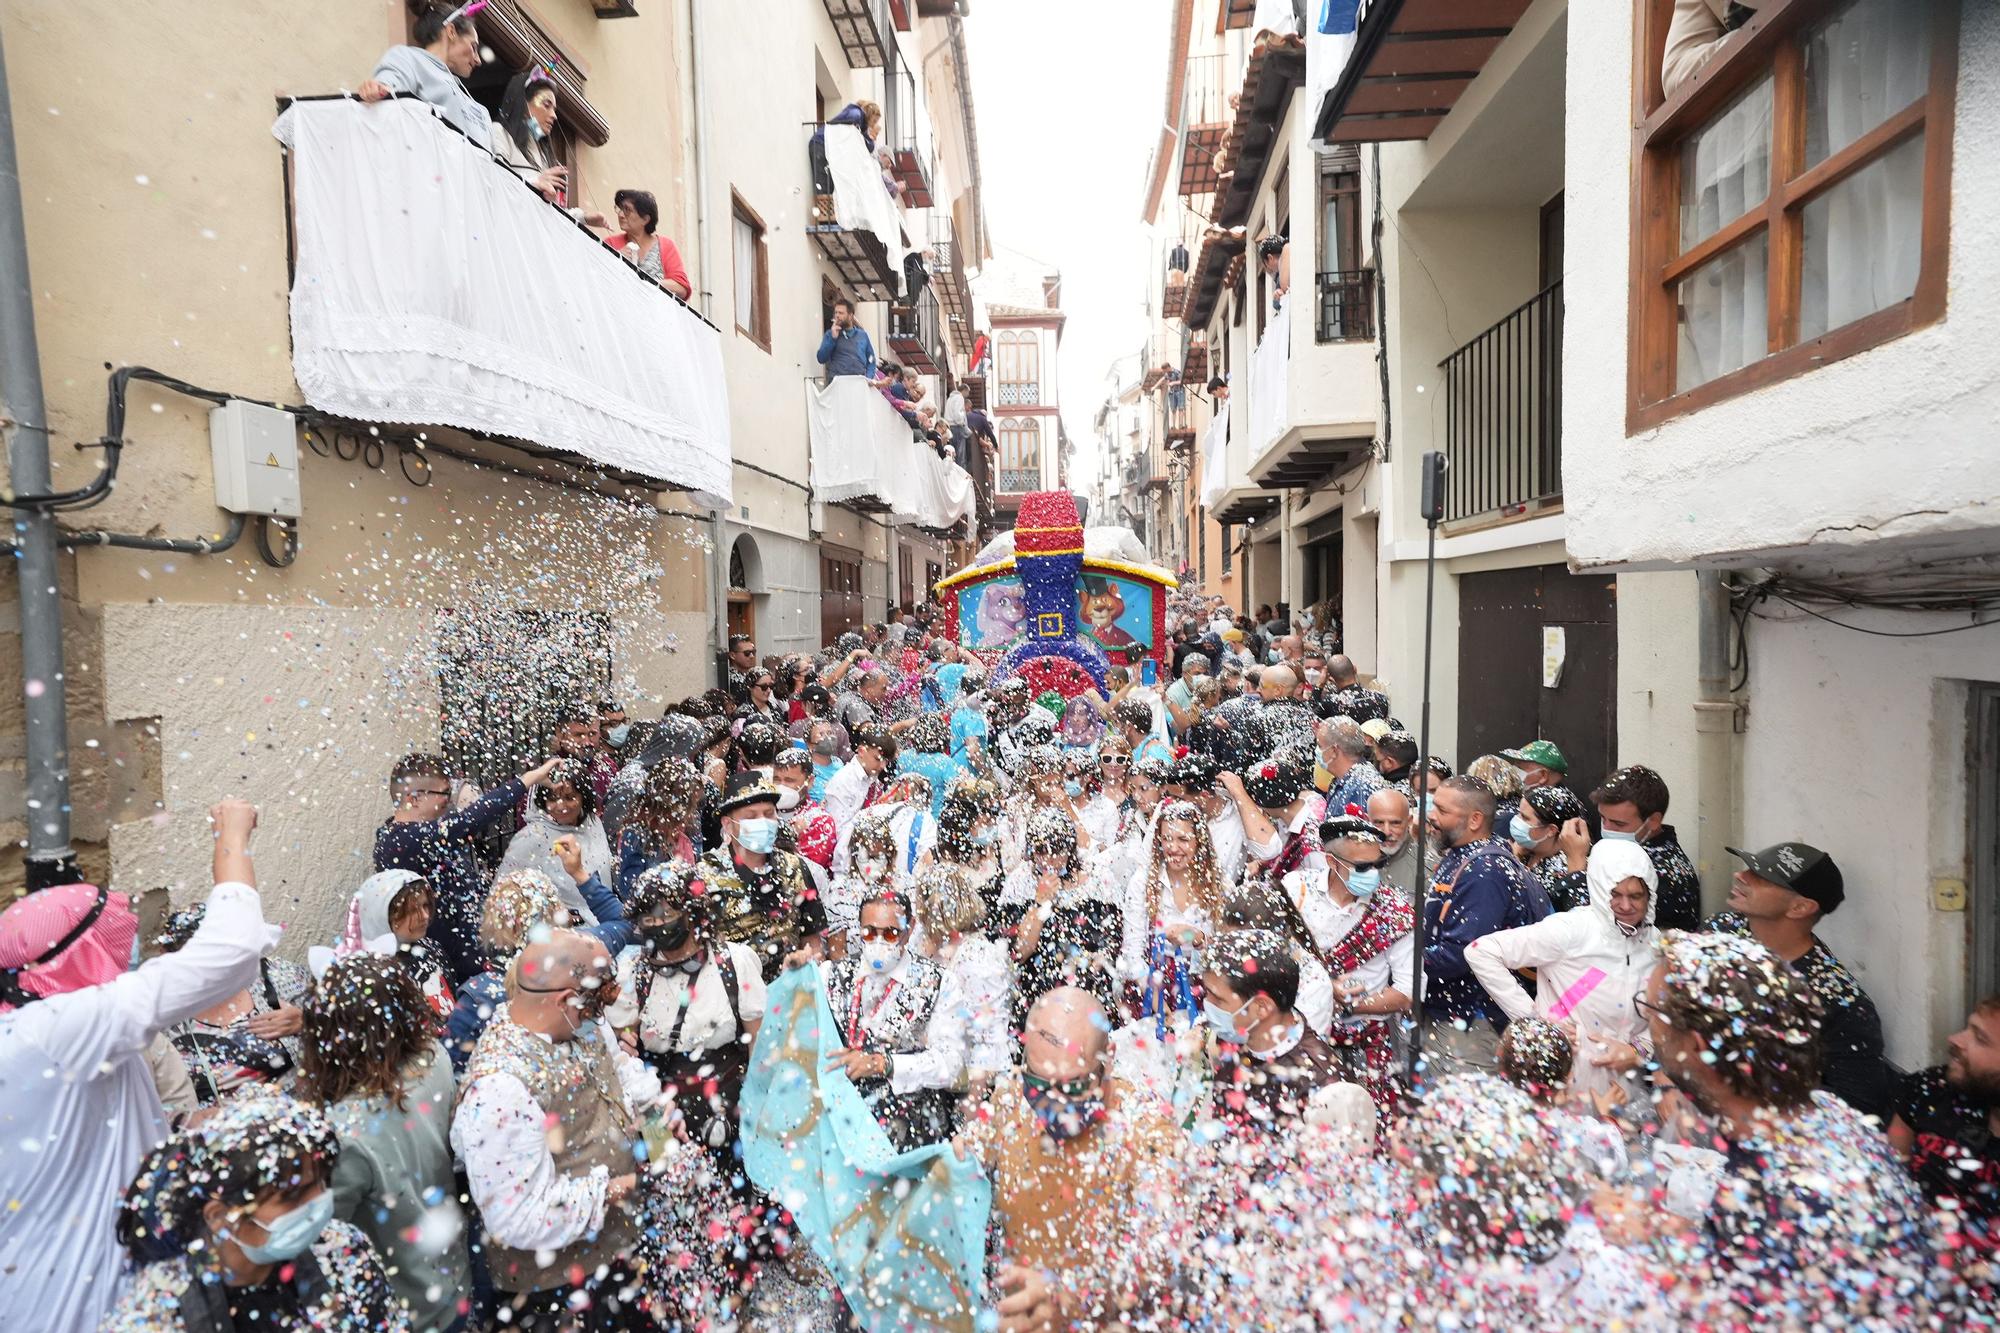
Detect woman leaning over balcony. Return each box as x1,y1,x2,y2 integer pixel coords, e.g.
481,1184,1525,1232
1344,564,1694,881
602,187,692,300
490,71,608,228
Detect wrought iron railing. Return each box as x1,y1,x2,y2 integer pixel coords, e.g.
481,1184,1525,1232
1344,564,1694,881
889,286,944,370
1316,269,1376,343
1440,280,1564,523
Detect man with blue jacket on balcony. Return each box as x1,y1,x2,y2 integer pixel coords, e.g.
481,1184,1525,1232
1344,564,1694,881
818,297,878,381
358,1,492,142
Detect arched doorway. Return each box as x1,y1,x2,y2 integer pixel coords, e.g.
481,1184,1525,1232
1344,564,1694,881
727,534,764,649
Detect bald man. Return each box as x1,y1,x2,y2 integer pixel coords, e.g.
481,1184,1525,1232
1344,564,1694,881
455,929,667,1325
959,988,1185,1331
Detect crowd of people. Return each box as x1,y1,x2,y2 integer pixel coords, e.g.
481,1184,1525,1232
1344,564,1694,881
2,587,1996,1331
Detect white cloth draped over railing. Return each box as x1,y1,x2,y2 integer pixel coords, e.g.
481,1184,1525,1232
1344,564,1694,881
823,122,908,281
273,98,732,505
806,376,975,532
1199,412,1231,512
1249,302,1291,459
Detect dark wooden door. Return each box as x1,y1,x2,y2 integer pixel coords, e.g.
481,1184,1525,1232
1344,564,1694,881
1455,563,1616,804
820,549,863,645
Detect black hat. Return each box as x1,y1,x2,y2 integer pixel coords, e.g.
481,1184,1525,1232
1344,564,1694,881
1168,752,1221,793
718,771,781,816
1242,757,1308,810
1318,814,1386,847
1727,842,1845,915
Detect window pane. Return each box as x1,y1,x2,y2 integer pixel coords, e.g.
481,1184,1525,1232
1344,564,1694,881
1680,77,1772,249
1804,0,1931,169
1675,233,1769,394
1800,132,1925,341
733,215,755,332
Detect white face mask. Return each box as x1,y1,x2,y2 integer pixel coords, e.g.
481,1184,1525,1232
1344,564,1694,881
776,785,803,811
860,939,904,975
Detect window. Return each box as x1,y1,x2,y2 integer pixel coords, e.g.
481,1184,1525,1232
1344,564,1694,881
437,608,609,789
997,418,1041,494
732,193,770,350
1221,522,1233,575
1318,148,1362,274
820,549,863,645
996,330,1040,405
898,547,916,613
1629,0,1956,429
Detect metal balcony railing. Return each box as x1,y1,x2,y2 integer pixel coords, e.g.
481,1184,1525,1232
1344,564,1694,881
888,286,944,375
1316,269,1376,343
885,66,936,208
1440,280,1564,523
1180,53,1229,197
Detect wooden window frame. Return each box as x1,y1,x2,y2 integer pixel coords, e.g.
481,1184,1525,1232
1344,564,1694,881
1626,0,1957,434
1318,153,1362,274
731,191,771,352
997,330,1040,406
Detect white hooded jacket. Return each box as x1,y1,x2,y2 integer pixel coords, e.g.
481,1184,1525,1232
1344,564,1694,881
1465,840,1661,1098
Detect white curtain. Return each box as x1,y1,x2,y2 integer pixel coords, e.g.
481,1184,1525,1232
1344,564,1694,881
823,123,909,285
273,99,732,505
805,377,973,532
1676,233,1767,394
733,212,757,334
1799,0,1929,339
1675,77,1771,391
1680,76,1771,247
1249,307,1291,458
1199,412,1231,512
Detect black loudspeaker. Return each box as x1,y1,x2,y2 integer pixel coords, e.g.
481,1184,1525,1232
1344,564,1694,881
1419,451,1448,523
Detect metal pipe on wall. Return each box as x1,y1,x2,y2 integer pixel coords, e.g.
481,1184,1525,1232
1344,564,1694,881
0,31,79,887
1693,569,1741,913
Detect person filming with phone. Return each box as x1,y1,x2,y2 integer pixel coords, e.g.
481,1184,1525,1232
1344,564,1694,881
817,296,879,380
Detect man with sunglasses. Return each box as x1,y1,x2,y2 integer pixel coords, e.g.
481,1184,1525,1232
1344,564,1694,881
958,986,1185,1331
455,929,668,1327
821,892,966,1151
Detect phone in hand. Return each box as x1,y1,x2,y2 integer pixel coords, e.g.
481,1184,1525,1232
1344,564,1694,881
1140,657,1158,687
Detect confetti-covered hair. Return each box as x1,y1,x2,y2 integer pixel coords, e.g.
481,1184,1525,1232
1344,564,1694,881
1656,929,1824,1108
936,776,1003,861
1522,782,1587,828
627,861,708,933
478,868,567,960
905,710,950,755
848,806,902,865
1023,807,1082,877
627,756,703,844
1464,754,1524,803
298,953,440,1110
1393,1073,1574,1265
117,1089,339,1265
1020,744,1067,785
1496,1016,1574,1102
913,863,985,940
1142,800,1225,932
1131,754,1174,787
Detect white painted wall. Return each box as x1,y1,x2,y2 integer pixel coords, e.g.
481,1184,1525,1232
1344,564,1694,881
1563,3,2000,572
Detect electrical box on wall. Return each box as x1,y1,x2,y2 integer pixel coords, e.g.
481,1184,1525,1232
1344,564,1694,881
209,400,301,518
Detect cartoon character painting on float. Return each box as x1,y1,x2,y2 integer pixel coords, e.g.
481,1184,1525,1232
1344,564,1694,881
962,574,1153,655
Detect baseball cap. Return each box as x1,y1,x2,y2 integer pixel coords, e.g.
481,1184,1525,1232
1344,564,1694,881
1727,842,1845,915
1358,718,1393,743
1498,739,1568,774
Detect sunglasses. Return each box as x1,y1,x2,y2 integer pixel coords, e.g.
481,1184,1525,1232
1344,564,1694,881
858,924,906,943
1099,755,1130,767
1021,1067,1100,1100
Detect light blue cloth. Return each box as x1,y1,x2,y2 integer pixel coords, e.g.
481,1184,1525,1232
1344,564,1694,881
899,749,967,817
741,965,991,1331
949,706,989,765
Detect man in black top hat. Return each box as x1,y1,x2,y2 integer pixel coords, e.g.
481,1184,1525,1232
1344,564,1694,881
1705,841,1891,1120
699,771,824,982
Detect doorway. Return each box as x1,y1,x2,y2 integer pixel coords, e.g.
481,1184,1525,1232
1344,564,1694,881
820,547,864,645
1972,685,2000,1005
1455,563,1617,804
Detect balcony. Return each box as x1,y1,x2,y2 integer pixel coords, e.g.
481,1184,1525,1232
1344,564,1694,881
1314,0,1535,144
1440,281,1563,525
1316,269,1376,343
1182,332,1210,384
1222,0,1258,28
272,96,731,502
889,286,945,376
1216,34,1308,229
1180,54,1230,198
930,221,973,353
807,123,907,302
806,375,976,532
1162,389,1196,450
1183,226,1247,330
885,67,936,209
823,0,893,67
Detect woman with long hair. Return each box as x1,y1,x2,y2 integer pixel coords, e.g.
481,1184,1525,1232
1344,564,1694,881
298,955,466,1332
932,775,1005,926
824,806,906,955
1119,800,1226,1025
997,809,1125,1028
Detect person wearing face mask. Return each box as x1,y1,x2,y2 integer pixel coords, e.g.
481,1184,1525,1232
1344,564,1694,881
824,808,905,952
999,809,1127,1030
1508,782,1592,912
820,892,967,1151
454,930,666,1327
1372,730,1419,793
772,747,838,897
956,986,1187,1331
1315,716,1385,809
931,777,1007,927
1467,840,1661,1105
109,1090,404,1332
1275,815,1414,1114
700,772,825,983
1201,930,1345,1133
490,71,609,225
605,864,763,1161
1590,765,1701,931
1420,777,1552,1080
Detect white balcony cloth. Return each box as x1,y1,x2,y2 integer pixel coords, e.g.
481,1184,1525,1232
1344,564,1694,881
1199,413,1230,512
823,122,908,282
1249,306,1290,460
273,99,732,505
807,376,974,532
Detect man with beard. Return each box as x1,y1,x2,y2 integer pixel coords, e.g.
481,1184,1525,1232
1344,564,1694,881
1419,777,1551,1078
699,772,825,983
1889,998,2000,1247
1635,930,1939,1324
1366,788,1420,896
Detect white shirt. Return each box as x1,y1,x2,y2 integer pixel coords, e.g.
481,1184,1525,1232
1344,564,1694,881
935,935,1013,1076
1119,863,1216,985
1243,804,1328,883
822,758,877,874
605,942,765,1055
0,881,276,1333
850,956,969,1096
944,390,968,427
1207,802,1247,884
452,1016,661,1252
1283,868,1414,1022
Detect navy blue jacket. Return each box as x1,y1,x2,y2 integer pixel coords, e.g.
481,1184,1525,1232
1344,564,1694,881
1421,835,1552,1027
374,778,524,988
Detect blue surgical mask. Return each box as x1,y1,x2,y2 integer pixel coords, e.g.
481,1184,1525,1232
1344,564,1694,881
970,826,996,847
1343,866,1381,899
605,724,630,747
233,1190,334,1265
735,817,779,854
1600,827,1639,844
1063,779,1084,799
1203,997,1249,1041
1508,814,1540,846
528,118,549,142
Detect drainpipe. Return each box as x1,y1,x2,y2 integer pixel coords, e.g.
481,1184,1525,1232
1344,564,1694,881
687,0,728,680
0,33,78,888
1692,570,1740,914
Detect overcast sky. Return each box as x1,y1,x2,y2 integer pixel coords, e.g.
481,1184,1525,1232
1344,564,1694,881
962,0,1166,486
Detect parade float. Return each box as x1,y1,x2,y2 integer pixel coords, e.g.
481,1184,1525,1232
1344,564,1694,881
933,491,1178,699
